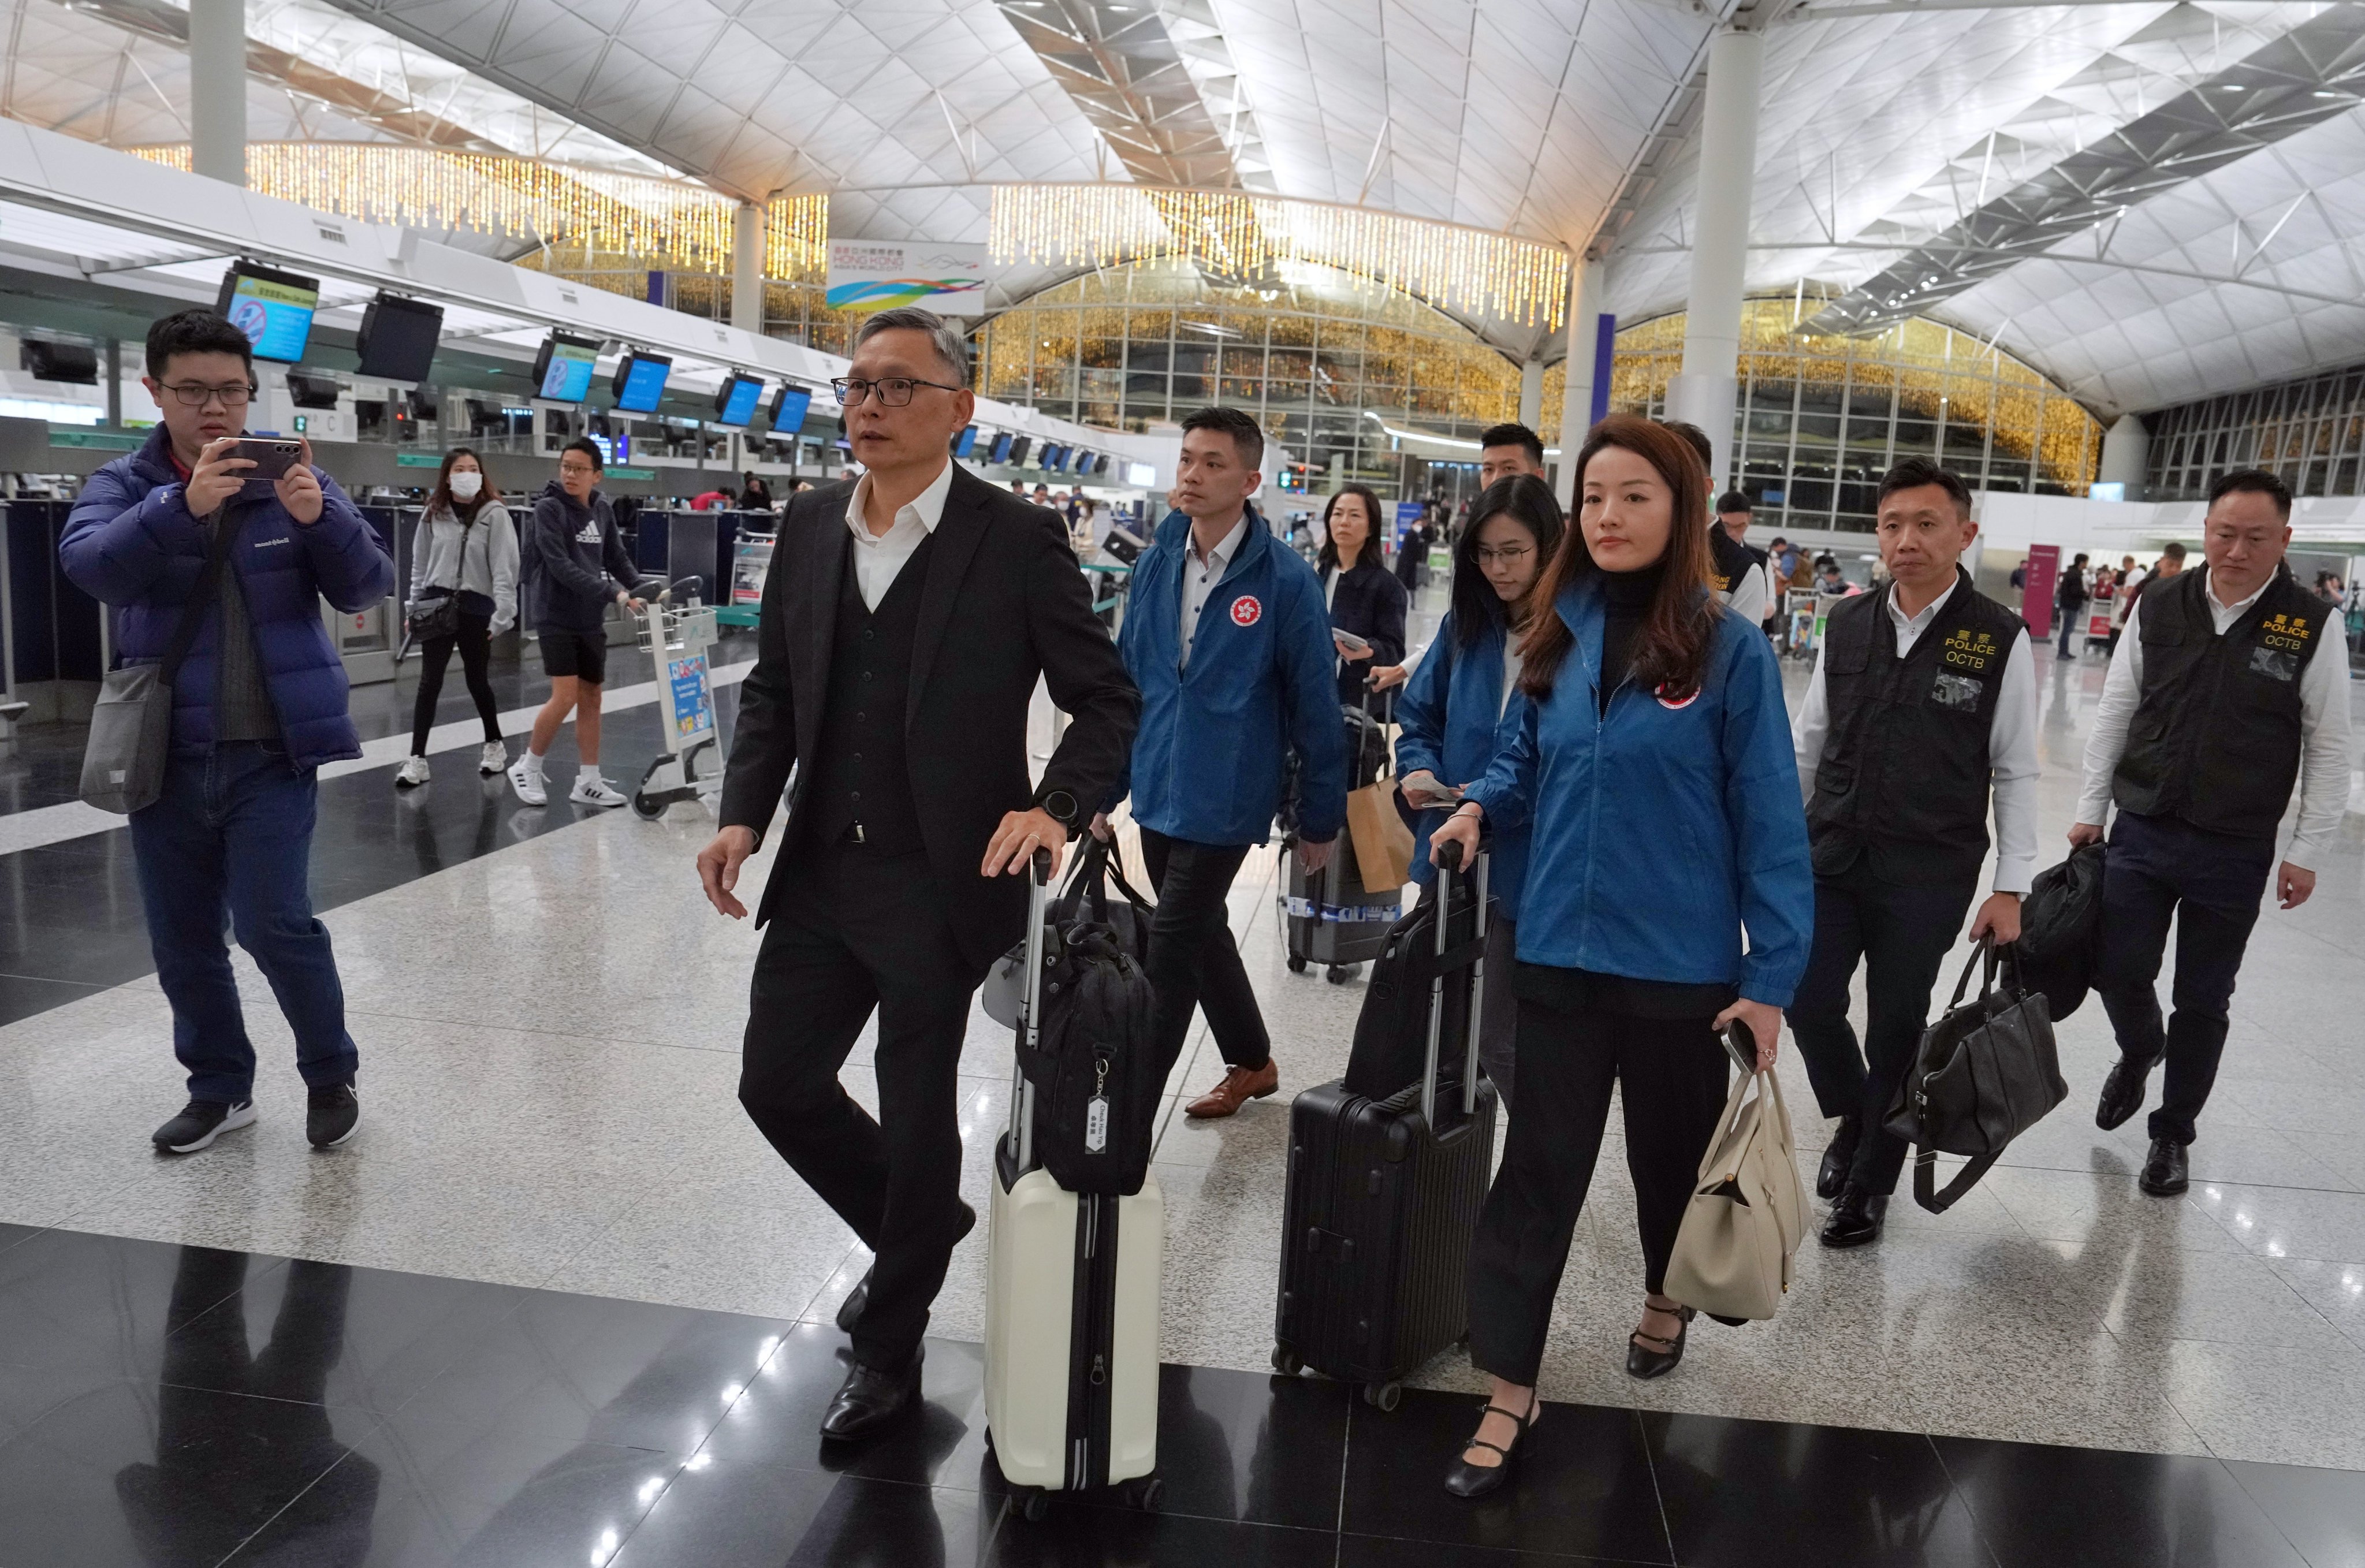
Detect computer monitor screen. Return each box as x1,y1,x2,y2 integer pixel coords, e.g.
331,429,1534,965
1071,448,1092,475
534,333,601,403
990,432,1014,463
1095,455,1112,476
1007,435,1033,465
613,352,672,414
353,293,442,381
713,374,765,427
214,262,319,363
1046,444,1068,470
768,383,812,431
956,425,978,457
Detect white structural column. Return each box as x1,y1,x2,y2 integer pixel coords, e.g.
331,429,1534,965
1666,26,1764,491
1518,360,1544,429
732,201,766,334
187,0,247,187
1555,256,1608,511
2098,414,2149,497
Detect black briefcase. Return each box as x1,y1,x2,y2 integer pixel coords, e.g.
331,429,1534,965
1882,940,2068,1213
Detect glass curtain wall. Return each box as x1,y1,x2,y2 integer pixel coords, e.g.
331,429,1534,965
1610,300,2102,532
2143,360,2365,501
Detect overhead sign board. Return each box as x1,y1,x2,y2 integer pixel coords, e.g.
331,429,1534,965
826,240,989,315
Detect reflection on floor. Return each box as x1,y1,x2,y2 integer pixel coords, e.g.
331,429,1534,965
1,604,2362,1562
5,1223,2358,1568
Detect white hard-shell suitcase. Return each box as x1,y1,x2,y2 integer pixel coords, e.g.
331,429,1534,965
982,850,1165,1520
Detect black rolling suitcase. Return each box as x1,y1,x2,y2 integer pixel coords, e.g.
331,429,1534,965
1272,841,1498,1410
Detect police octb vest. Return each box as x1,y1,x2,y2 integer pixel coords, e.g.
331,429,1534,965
2111,564,2325,840
1807,568,2021,886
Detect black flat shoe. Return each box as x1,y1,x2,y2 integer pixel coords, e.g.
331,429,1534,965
1820,1185,1889,1249
1444,1394,1540,1500
1626,1302,1696,1381
819,1351,923,1442
2095,1052,2160,1131
1817,1114,1862,1200
835,1201,976,1335
2139,1137,2189,1196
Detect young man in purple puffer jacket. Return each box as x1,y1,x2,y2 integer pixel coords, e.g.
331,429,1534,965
62,310,394,1156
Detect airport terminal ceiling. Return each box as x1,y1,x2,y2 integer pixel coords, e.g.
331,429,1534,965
1,0,2363,416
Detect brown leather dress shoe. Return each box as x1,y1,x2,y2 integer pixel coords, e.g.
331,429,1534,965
1185,1059,1280,1119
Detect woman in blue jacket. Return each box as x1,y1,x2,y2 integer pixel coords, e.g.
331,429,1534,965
1391,474,1563,1109
1428,415,1812,1499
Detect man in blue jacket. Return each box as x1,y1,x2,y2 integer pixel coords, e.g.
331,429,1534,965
1095,407,1347,1119
62,309,394,1155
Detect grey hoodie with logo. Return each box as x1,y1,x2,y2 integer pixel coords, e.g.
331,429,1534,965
525,479,644,634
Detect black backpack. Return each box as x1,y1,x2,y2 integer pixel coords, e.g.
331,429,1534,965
2013,843,2106,1020
1018,842,1161,1195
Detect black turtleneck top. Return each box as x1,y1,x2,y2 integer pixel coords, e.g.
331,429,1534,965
1597,557,1667,713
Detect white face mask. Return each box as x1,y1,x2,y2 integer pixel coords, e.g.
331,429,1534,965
449,470,483,500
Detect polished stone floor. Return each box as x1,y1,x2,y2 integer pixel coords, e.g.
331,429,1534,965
2,596,2362,1563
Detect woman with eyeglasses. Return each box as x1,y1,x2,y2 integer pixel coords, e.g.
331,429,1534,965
1316,485,1407,717
396,448,516,788
1390,474,1564,1111
1426,415,1811,1500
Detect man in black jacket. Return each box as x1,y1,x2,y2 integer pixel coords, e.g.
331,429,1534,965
508,438,651,808
695,307,1139,1442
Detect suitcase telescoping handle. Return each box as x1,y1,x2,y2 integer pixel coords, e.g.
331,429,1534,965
1421,839,1488,1129
1004,847,1055,1175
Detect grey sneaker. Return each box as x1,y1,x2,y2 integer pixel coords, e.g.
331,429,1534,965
478,740,508,775
307,1084,360,1149
394,755,430,788
153,1098,256,1154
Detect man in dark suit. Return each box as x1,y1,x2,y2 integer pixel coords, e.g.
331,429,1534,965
695,307,1139,1442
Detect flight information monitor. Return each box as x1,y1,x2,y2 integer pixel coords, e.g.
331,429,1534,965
613,352,673,414
1007,435,1033,465
990,431,1014,463
533,333,601,402
713,374,765,427
353,293,442,382
215,262,319,363
768,383,813,433
955,424,978,457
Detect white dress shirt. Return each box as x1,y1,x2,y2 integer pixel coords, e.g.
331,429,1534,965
1178,512,1249,671
843,459,953,610
2074,567,2355,870
1793,576,2043,894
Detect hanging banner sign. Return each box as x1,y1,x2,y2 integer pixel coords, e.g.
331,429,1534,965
825,241,989,315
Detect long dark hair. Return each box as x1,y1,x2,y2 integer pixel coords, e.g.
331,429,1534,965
1451,475,1564,653
1317,483,1387,573
1518,413,1718,701
427,445,497,522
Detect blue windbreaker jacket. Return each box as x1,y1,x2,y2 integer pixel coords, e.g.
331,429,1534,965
1466,579,1813,1006
61,426,394,770
1110,506,1348,847
1391,609,1533,917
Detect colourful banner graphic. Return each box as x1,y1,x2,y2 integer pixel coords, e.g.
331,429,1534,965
826,241,990,315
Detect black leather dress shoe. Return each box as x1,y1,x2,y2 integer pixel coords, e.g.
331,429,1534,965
1625,1303,1695,1380
1820,1185,1889,1249
1443,1395,1539,1500
835,1201,977,1335
2095,1053,2161,1131
2139,1137,2189,1196
820,1351,923,1442
1817,1115,1862,1201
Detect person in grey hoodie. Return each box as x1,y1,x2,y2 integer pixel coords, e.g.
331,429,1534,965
396,446,517,787
507,437,651,808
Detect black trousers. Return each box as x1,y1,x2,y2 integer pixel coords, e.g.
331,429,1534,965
1789,858,1978,1195
738,842,982,1370
408,609,501,755
2095,811,2275,1145
1138,828,1268,1077
1466,979,1729,1387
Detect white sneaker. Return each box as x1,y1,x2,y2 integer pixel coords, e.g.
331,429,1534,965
479,741,508,775
508,758,548,806
394,755,430,788
570,774,630,809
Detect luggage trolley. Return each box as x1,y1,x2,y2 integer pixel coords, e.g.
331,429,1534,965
720,528,772,630
630,579,723,820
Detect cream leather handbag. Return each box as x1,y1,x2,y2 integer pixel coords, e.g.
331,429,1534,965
1663,1057,1811,1323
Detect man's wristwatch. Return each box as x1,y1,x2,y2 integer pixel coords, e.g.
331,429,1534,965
1037,789,1079,827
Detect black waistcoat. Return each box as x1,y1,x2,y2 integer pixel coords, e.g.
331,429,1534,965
1807,568,2020,887
2111,564,2325,841
805,532,937,855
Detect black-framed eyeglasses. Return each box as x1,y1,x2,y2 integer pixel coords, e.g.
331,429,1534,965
1473,545,1533,566
832,376,963,408
161,381,257,408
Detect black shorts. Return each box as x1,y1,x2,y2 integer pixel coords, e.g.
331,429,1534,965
539,627,607,684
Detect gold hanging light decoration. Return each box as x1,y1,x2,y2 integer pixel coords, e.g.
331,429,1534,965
128,143,828,280
989,184,1569,331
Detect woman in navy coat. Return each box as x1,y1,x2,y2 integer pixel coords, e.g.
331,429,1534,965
1316,484,1407,717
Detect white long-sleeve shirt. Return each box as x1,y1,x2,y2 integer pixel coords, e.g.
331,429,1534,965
1793,576,2043,895
2074,569,2354,870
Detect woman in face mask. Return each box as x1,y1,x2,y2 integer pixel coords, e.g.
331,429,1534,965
396,448,519,787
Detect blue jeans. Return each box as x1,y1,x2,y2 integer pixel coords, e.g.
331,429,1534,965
128,742,357,1103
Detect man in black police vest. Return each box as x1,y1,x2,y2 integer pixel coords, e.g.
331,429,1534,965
2074,468,2353,1197
1791,458,2041,1247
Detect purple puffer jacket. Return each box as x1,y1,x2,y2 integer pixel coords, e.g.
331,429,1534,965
61,426,396,770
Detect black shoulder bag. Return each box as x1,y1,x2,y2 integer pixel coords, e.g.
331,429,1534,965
1881,939,2069,1212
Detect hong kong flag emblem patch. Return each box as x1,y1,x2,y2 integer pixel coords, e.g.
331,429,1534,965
1230,595,1262,627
